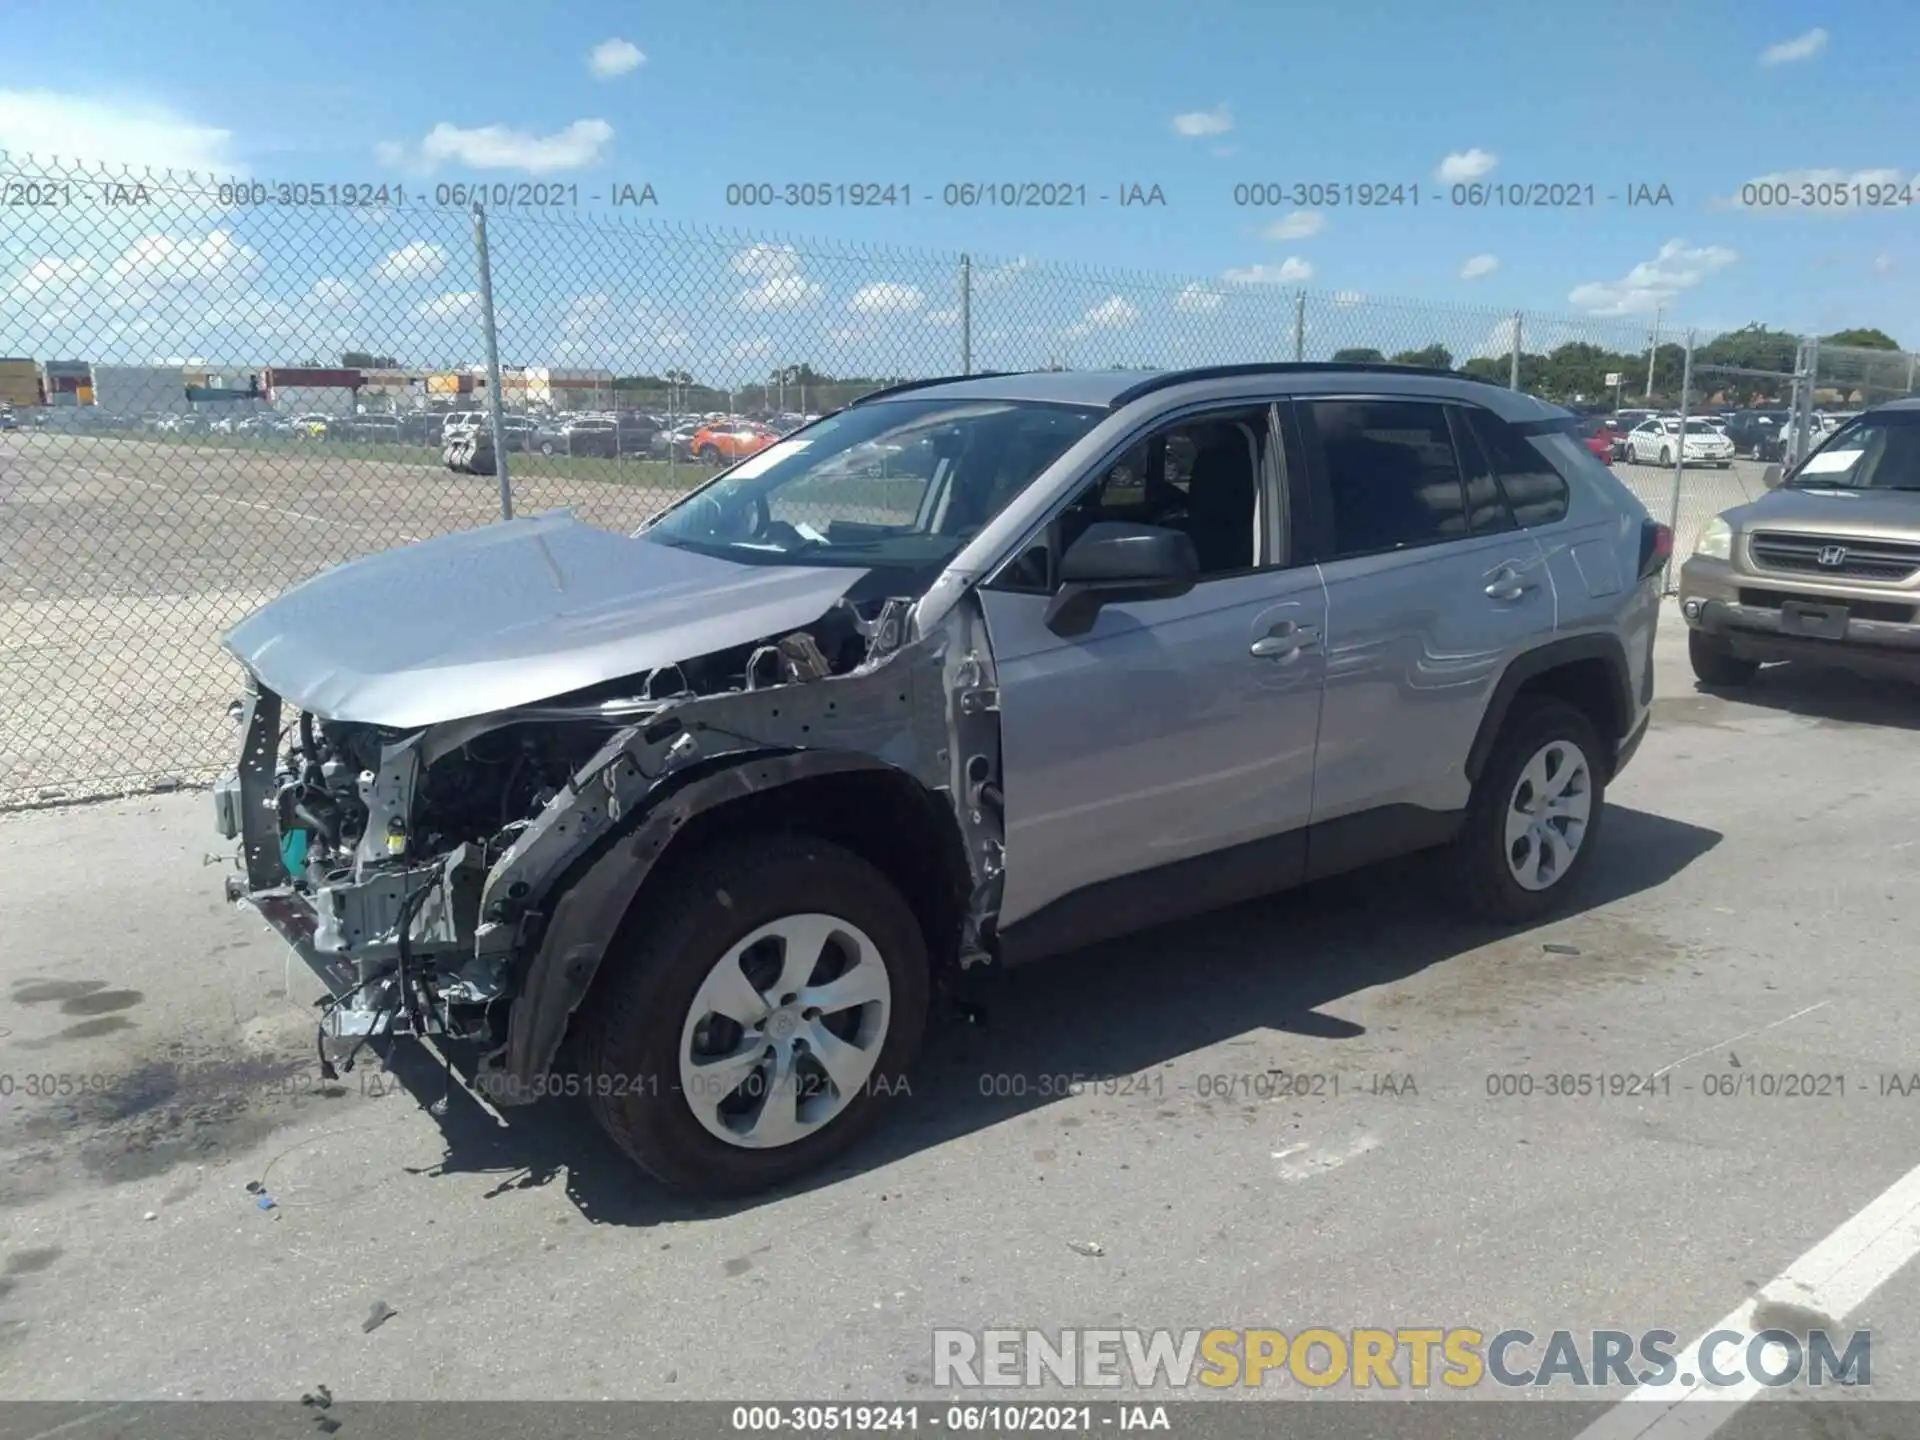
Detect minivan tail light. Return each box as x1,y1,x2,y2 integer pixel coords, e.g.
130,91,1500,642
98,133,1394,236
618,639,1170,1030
1639,519,1673,581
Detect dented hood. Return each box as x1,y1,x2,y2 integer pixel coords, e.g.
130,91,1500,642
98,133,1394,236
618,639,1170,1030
222,510,869,728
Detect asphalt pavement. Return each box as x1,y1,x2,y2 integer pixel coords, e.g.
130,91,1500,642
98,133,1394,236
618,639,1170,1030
0,601,1916,1419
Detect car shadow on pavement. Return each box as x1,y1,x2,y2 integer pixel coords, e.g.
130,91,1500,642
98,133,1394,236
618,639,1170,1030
1699,665,1920,732
380,802,1720,1225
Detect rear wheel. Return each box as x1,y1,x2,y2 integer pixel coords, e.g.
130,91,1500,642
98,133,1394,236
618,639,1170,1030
1448,698,1606,924
1689,630,1759,688
580,834,931,1196
540,440,555,455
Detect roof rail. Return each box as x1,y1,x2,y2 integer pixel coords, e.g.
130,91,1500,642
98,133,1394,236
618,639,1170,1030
1105,361,1493,410
850,371,1027,404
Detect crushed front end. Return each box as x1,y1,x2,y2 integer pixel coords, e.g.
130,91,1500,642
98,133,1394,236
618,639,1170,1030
211,589,1008,1097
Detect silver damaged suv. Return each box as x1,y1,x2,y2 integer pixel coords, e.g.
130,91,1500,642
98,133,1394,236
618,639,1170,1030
213,363,1664,1194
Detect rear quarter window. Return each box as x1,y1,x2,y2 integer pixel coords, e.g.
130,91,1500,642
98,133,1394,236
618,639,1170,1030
1466,409,1573,526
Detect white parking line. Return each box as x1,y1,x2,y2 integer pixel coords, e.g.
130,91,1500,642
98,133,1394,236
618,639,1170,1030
1575,1157,1920,1438
1652,1000,1831,1079
1273,1132,1379,1182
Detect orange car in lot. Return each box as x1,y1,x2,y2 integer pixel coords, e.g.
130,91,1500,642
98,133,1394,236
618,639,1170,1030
691,421,777,464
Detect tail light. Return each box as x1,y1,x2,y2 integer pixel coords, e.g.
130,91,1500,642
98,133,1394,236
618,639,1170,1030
1638,519,1673,581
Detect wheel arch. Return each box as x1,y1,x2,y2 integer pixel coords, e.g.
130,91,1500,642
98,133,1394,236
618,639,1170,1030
495,750,970,1092
1465,633,1634,788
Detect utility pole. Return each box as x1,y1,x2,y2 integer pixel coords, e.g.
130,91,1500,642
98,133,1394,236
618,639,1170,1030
1644,306,1663,401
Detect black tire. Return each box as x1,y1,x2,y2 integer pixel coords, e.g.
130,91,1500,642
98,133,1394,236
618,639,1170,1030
1659,447,1672,466
580,833,931,1197
1689,630,1759,688
1447,697,1608,925
696,445,721,464
540,440,555,456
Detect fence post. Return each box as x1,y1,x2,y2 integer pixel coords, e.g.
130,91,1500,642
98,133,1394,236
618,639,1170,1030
959,254,973,376
1292,291,1306,362
1508,312,1523,390
1906,351,1916,395
1789,334,1820,466
1661,329,1695,592
471,203,512,522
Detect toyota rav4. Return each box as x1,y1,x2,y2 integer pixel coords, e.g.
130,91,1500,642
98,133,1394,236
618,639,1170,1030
212,363,1663,1195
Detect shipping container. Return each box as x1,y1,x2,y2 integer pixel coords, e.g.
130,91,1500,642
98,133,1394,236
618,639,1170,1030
0,358,46,408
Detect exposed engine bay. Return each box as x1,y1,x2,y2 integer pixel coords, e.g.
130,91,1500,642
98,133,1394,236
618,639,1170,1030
214,585,1004,1096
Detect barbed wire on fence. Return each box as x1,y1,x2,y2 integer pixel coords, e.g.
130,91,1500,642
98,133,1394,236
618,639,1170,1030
1,150,1915,806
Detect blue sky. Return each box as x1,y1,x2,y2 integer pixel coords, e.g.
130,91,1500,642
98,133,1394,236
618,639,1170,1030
2,0,1912,384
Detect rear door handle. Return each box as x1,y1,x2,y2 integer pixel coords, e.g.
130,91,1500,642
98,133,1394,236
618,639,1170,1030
1251,624,1320,659
1484,566,1537,602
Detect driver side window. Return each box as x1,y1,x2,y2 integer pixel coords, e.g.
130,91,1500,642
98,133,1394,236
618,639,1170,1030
997,408,1271,591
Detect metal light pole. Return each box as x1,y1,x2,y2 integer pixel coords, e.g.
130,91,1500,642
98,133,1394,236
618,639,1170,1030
1644,306,1663,401
1661,330,1695,592
470,203,512,521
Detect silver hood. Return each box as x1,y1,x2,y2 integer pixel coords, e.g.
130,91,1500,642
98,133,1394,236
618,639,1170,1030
222,510,871,728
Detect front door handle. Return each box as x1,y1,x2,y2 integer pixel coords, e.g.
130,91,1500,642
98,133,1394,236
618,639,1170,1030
1251,624,1320,659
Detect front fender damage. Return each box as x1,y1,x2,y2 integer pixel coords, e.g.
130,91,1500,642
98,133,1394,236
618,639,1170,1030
471,593,1007,1102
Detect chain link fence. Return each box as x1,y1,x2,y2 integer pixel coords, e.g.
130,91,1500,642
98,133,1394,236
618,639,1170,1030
2,151,1911,805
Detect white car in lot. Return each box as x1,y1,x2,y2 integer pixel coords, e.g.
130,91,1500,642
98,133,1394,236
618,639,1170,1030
1624,417,1735,468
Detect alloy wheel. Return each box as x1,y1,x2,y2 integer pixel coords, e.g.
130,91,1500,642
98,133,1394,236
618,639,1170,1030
678,913,893,1149
1503,740,1593,892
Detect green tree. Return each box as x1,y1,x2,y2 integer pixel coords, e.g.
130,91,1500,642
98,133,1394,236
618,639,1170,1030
1389,344,1454,369
1822,327,1900,351
1330,346,1386,363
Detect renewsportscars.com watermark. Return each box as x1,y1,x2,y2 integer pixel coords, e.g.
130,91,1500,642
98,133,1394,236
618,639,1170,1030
932,1327,1872,1391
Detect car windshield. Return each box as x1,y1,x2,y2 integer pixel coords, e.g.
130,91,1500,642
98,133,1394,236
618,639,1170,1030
1786,414,1920,490
1684,421,1718,434
642,397,1105,568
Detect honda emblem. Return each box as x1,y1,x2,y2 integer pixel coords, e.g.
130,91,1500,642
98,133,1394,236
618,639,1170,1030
1817,545,1848,568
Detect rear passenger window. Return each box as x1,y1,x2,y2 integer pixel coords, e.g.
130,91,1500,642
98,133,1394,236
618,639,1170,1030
1466,409,1571,526
1449,410,1519,535
1306,400,1468,559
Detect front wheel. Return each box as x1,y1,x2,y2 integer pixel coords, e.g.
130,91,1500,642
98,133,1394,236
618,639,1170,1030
1689,630,1759,689
579,834,931,1196
1659,447,1673,466
540,441,555,455
1447,698,1607,924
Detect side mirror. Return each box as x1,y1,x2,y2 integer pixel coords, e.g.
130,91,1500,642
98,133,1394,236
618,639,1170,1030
1044,521,1199,636
1762,464,1784,490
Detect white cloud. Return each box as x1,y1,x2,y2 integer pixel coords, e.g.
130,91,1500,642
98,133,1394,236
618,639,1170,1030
108,229,259,289
371,242,447,283
376,119,613,175
1223,258,1313,284
1172,104,1233,138
731,336,774,360
1071,295,1140,333
0,90,238,172
1873,253,1895,275
310,276,362,305
1173,282,1225,314
1332,290,1366,309
1459,253,1500,280
923,305,961,326
1720,168,1913,213
730,243,822,310
589,38,646,79
416,291,480,320
1567,239,1739,316
7,255,92,301
1264,211,1326,241
1760,27,1828,66
972,256,1030,292
1435,148,1498,183
849,282,924,315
